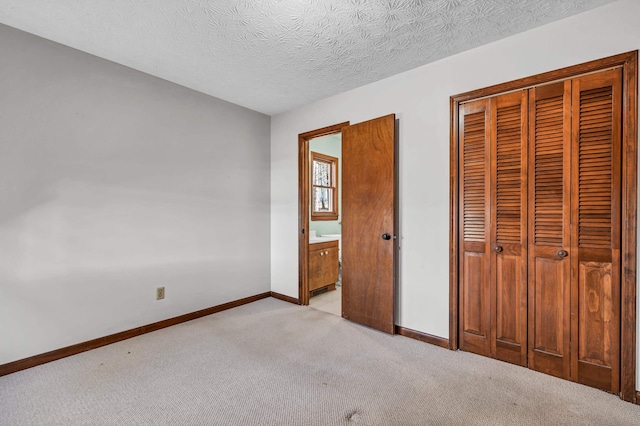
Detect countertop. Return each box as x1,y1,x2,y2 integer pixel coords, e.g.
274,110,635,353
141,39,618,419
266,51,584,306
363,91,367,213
310,236,340,244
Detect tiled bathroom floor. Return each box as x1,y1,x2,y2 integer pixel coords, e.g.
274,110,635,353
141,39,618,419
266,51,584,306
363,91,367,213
309,286,341,317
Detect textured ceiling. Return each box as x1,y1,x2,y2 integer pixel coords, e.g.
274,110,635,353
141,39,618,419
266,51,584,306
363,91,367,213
0,0,616,115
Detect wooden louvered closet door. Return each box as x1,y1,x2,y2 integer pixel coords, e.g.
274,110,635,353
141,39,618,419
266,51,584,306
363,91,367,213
490,91,528,366
459,99,491,357
570,69,622,393
459,91,528,363
458,67,623,394
528,81,572,380
528,70,622,392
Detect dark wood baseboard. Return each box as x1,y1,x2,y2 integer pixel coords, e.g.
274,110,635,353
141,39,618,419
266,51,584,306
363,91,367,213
396,326,450,349
636,391,639,405
0,292,271,377
270,291,300,305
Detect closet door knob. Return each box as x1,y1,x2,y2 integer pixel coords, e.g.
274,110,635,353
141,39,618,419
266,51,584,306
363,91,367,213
557,250,568,258
382,233,391,240
494,246,503,253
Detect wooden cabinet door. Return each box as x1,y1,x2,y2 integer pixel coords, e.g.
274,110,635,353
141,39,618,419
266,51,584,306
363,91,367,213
527,81,572,379
342,114,396,334
459,99,491,357
570,69,622,393
490,90,528,366
309,241,339,292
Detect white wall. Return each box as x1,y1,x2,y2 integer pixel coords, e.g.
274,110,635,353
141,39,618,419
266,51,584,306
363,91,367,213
0,24,271,364
270,0,640,388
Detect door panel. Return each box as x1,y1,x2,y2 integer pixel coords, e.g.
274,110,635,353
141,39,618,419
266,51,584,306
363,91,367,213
462,249,487,336
495,255,518,343
491,91,528,366
459,99,491,357
341,114,396,334
576,259,616,390
533,257,565,354
578,261,614,366
531,256,568,376
571,69,622,393
528,81,572,379
495,253,527,363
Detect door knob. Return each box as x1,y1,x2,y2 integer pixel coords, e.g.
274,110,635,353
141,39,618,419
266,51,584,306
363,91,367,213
557,250,568,258
494,246,503,253
382,233,391,240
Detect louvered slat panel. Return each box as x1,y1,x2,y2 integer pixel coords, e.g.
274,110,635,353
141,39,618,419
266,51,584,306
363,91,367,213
533,95,564,246
578,87,613,248
463,111,486,242
496,104,522,243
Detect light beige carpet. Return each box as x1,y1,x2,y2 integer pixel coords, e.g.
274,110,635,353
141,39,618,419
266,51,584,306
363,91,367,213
1,297,639,425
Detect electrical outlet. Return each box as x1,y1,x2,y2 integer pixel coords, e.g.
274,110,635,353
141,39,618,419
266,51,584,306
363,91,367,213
156,287,165,300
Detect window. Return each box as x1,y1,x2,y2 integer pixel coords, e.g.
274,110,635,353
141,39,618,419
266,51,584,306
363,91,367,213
311,151,338,221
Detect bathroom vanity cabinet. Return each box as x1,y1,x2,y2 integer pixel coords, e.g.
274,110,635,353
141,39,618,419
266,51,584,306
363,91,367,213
308,240,339,294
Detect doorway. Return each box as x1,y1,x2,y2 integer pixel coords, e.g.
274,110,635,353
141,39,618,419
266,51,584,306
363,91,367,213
308,132,343,317
298,122,348,307
298,115,398,334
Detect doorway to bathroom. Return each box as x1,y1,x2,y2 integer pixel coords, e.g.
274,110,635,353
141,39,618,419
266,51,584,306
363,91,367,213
298,115,397,334
307,132,343,317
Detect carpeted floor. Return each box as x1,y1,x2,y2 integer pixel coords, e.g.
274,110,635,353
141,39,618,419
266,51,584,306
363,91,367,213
1,297,639,425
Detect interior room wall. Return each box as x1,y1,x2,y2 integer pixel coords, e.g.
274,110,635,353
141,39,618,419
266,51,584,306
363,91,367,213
0,24,271,365
270,0,640,388
309,134,342,237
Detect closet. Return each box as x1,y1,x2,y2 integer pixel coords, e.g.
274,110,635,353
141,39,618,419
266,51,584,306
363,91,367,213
458,67,623,393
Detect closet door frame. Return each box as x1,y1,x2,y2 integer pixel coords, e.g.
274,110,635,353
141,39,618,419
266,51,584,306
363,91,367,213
449,51,638,403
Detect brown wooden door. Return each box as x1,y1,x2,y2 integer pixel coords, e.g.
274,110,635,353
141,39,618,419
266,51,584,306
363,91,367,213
460,92,528,364
525,70,622,392
459,99,492,357
490,90,528,366
528,81,572,379
570,69,622,393
341,114,396,334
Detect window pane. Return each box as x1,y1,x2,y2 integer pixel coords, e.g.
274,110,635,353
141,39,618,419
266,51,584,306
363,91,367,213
313,161,331,187
313,188,332,212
